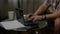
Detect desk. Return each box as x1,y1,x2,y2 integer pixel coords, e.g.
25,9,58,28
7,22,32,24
0,19,47,34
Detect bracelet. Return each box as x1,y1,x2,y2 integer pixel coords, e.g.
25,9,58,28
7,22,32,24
41,15,46,20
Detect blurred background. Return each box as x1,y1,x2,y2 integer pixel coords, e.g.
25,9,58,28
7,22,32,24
0,0,45,20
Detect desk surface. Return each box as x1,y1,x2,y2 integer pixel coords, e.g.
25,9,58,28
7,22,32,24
0,19,47,31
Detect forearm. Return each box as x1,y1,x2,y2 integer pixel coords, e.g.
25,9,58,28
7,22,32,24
34,3,49,15
46,11,60,20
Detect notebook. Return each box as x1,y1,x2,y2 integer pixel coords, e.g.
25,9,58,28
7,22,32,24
0,20,26,30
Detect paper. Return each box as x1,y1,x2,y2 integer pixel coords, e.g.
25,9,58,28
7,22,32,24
0,20,25,30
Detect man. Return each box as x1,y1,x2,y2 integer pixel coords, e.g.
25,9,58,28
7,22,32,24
26,0,60,34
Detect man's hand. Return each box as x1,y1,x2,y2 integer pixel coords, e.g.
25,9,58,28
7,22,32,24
25,13,42,21
30,15,42,22
25,13,34,19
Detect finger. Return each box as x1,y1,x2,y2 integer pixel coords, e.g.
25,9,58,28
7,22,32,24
25,14,30,19
30,16,35,20
33,18,37,22
26,13,33,18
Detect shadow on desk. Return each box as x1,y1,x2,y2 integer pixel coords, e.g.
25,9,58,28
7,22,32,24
0,27,19,34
